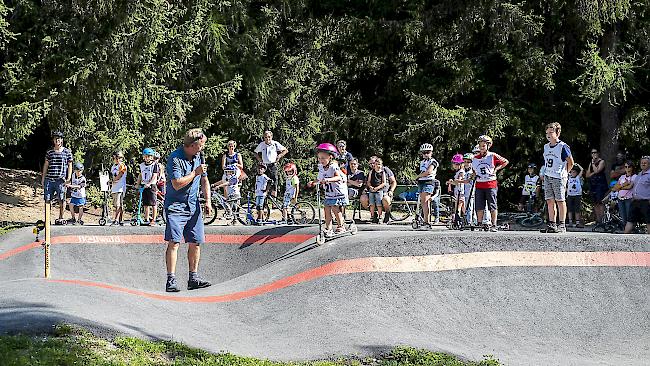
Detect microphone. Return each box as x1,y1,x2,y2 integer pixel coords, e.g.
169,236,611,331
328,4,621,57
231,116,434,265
200,151,205,164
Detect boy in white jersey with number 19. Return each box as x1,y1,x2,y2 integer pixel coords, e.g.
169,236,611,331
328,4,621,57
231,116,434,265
542,122,574,233
471,135,509,231
312,143,349,237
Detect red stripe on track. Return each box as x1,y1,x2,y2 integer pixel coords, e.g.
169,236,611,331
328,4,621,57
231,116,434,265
47,259,373,303
45,251,650,303
52,234,313,244
0,234,312,261
0,242,41,261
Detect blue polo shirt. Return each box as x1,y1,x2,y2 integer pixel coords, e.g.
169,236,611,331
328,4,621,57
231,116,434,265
164,146,206,214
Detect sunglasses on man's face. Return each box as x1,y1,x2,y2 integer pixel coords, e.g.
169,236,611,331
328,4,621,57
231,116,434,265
591,151,598,154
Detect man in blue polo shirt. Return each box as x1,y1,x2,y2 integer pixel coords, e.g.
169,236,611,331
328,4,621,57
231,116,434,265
164,128,213,292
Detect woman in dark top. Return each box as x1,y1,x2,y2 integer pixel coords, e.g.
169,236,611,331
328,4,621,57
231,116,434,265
347,159,365,198
585,148,607,222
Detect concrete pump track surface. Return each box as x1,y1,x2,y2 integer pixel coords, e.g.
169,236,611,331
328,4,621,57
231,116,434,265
0,224,648,366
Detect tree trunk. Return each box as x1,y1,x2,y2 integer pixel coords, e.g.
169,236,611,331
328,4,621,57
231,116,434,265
599,24,620,172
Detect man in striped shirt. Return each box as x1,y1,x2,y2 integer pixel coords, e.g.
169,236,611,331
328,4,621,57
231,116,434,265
41,131,73,224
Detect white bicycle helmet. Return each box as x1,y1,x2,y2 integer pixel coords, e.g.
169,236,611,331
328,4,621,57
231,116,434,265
419,143,433,152
477,135,493,146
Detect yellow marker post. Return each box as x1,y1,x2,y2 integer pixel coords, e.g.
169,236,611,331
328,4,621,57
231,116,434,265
44,202,51,278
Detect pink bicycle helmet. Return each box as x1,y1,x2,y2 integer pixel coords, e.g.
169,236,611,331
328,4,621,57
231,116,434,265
283,162,297,174
451,154,464,164
315,142,338,156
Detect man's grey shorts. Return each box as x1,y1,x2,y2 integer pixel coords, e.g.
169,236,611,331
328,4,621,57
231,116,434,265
544,176,567,201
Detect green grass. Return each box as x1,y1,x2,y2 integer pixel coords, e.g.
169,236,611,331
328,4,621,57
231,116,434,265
0,325,501,366
0,225,19,236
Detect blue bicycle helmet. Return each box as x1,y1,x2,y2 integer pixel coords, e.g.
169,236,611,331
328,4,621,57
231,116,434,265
142,148,155,156
73,162,84,171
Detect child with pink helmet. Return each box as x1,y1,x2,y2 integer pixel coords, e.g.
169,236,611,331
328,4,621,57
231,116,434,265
447,154,467,219
311,142,349,236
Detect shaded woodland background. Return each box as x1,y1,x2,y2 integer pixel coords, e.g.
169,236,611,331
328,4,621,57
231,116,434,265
1,0,649,206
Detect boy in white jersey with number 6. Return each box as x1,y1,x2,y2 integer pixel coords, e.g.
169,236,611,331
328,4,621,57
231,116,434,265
541,122,574,233
471,135,509,231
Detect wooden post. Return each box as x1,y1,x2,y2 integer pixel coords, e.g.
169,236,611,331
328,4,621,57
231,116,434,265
44,202,51,279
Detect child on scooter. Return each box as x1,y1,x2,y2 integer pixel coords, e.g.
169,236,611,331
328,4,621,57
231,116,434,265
447,154,466,222
311,142,349,236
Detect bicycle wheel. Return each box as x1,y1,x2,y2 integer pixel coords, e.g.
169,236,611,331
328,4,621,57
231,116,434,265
605,223,620,234
592,223,607,233
232,203,248,225
290,201,316,224
390,199,413,222
520,215,544,228
203,200,218,225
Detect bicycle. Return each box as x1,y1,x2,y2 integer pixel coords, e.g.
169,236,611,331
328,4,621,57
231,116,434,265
592,196,625,233
201,190,247,226
519,200,546,228
391,183,452,223
257,193,316,225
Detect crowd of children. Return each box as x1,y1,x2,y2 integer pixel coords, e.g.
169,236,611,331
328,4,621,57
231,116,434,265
41,124,649,234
